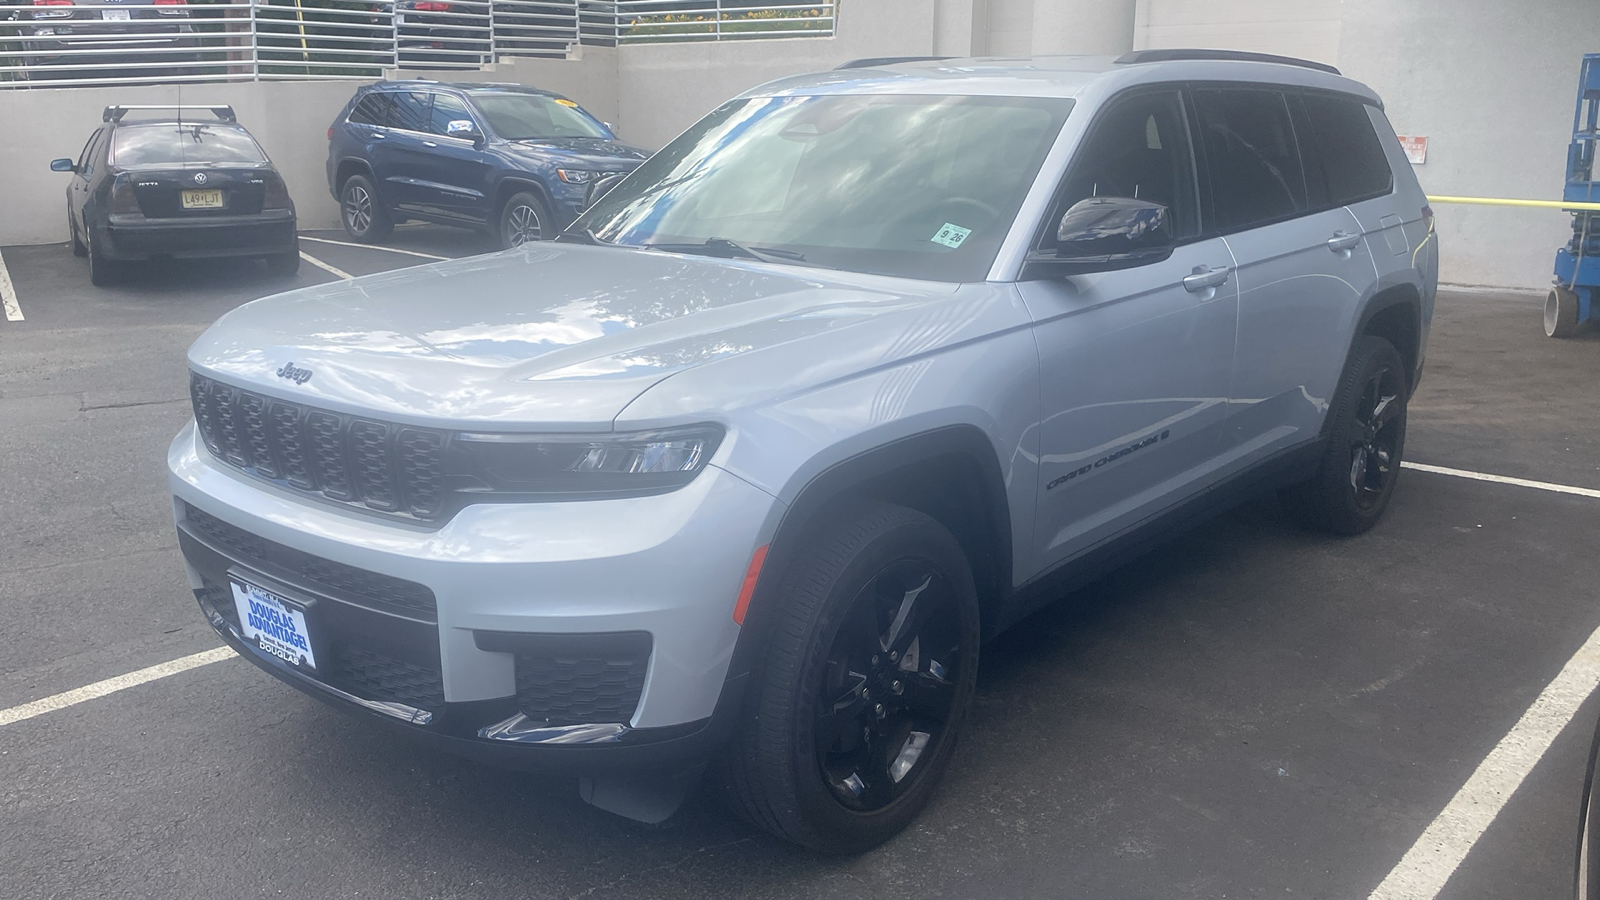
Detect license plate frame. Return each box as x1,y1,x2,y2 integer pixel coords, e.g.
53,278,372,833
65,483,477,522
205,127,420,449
101,8,131,21
230,576,319,672
181,189,224,209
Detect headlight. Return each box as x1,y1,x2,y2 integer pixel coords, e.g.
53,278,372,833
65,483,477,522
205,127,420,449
451,425,723,498
557,169,594,184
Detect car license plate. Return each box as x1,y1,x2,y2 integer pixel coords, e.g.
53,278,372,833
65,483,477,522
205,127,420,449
101,8,131,20
181,189,223,209
231,579,318,670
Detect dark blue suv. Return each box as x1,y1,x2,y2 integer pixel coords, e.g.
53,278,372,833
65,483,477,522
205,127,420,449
326,81,647,249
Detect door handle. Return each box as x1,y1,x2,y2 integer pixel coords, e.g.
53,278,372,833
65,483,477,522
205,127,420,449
1327,231,1362,253
1182,265,1230,293
422,141,438,148
370,132,385,140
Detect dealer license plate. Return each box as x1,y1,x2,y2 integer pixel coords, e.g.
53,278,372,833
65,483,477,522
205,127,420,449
101,8,131,20
181,189,223,209
231,579,318,670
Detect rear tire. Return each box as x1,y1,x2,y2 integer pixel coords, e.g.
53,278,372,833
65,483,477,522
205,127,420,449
498,191,551,250
719,502,981,854
1281,335,1408,535
340,174,392,242
1546,286,1582,338
87,232,120,287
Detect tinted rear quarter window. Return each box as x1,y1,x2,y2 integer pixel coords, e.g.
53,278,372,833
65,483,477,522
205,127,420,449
349,93,393,127
1194,88,1307,233
1298,93,1393,205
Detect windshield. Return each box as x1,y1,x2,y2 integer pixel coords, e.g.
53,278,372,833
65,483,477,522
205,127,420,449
110,123,267,168
468,92,609,140
572,94,1073,281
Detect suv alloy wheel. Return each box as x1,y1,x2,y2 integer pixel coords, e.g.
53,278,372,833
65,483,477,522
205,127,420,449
721,502,981,853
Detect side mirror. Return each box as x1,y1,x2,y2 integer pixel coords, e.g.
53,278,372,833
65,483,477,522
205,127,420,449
585,172,628,208
1024,197,1175,278
50,158,75,173
445,119,484,146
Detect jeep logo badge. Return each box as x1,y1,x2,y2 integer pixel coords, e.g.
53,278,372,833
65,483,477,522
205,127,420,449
275,362,313,385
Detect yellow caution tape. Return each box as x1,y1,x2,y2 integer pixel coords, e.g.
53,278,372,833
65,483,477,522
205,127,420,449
1428,194,1600,212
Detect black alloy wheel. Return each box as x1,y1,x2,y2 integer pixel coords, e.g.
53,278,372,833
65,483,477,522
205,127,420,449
721,502,980,854
499,191,550,249
1282,335,1408,534
1347,362,1403,512
815,559,964,811
340,174,391,242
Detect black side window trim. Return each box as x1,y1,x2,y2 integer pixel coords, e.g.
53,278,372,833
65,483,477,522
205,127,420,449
1027,85,1209,253
1184,81,1396,239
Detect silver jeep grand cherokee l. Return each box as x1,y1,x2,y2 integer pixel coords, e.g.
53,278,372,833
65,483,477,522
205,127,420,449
171,51,1436,852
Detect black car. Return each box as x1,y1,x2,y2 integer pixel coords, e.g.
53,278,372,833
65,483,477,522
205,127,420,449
326,81,647,248
3,0,200,82
51,105,299,286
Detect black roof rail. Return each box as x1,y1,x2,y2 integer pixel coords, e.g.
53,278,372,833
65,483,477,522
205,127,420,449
103,104,237,123
835,56,951,70
1114,49,1340,76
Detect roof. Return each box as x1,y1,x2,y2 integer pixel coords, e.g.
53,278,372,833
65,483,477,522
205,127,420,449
743,53,1381,107
372,80,561,99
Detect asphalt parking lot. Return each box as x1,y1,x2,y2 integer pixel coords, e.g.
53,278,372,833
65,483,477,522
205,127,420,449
3,232,1599,900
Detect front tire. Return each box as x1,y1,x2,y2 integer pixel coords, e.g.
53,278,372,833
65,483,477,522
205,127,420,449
498,191,551,249
720,502,980,854
1547,286,1582,338
1281,335,1408,535
340,174,392,242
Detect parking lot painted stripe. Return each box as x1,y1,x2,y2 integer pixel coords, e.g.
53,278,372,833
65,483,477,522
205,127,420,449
299,235,450,261
1402,461,1600,500
0,647,235,728
300,251,354,282
0,248,23,322
1368,620,1600,899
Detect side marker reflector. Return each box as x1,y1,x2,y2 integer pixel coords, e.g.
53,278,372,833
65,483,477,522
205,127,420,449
732,544,769,626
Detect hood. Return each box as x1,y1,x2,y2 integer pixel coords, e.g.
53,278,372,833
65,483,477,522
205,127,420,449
188,243,957,430
505,137,648,168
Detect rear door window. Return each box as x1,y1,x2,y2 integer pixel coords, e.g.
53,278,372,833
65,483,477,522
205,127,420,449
1193,88,1307,233
387,92,432,133
1297,92,1394,206
76,128,103,175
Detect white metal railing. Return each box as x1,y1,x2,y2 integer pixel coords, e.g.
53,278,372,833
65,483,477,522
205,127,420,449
0,0,835,87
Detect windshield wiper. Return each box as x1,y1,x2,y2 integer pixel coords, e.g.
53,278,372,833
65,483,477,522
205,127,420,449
645,237,806,264
554,225,613,246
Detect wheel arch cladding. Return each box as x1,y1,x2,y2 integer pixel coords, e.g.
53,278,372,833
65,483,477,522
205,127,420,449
1357,284,1422,390
494,177,552,217
335,160,375,199
727,425,1013,679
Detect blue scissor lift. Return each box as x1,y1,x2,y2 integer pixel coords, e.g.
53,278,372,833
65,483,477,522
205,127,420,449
1549,53,1600,337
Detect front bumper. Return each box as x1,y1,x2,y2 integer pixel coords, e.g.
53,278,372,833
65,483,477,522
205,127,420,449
100,215,296,261
169,422,775,770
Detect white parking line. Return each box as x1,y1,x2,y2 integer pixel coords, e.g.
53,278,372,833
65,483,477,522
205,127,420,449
1369,623,1600,899
1402,461,1600,500
0,247,23,321
299,234,450,261
0,647,234,728
300,251,354,281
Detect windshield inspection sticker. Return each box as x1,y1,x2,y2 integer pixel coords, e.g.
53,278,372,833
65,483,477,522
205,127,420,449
931,223,972,249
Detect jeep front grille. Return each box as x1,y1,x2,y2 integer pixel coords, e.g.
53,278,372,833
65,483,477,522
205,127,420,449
189,372,448,520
